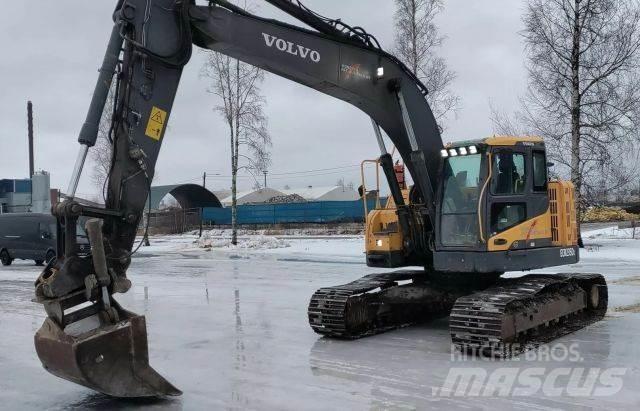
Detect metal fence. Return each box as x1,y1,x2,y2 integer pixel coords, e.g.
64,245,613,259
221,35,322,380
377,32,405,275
145,208,202,234
202,199,380,225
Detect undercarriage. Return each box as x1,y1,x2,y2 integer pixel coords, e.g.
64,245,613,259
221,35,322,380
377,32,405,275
308,271,608,355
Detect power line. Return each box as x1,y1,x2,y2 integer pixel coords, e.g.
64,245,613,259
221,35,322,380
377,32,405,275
203,163,361,179
268,164,360,176
207,164,360,177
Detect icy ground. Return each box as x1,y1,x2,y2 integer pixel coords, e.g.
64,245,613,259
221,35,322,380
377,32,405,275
1,226,640,409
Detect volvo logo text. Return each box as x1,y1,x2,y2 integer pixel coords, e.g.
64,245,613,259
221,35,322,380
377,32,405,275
262,33,321,63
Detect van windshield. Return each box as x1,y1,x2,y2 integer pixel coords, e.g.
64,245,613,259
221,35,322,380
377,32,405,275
47,222,88,239
76,224,88,238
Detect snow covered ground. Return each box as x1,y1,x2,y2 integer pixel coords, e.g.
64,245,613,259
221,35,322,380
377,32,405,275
1,226,640,409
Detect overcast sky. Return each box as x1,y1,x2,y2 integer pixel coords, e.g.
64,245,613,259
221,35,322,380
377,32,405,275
0,0,526,200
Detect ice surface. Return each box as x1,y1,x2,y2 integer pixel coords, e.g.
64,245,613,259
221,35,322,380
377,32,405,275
1,230,639,409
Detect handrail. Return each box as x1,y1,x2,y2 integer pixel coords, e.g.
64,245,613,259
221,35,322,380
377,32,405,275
477,152,492,243
360,159,381,217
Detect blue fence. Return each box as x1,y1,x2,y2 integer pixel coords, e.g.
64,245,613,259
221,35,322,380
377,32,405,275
202,199,381,225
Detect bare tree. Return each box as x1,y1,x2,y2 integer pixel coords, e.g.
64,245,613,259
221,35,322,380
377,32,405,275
394,0,460,126
90,83,116,199
202,48,271,245
493,0,640,225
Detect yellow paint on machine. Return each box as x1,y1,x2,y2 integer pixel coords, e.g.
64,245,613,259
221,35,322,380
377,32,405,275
487,210,553,252
145,106,168,141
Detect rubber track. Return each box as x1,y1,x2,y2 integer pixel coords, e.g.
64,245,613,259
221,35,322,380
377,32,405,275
449,273,607,356
308,271,427,339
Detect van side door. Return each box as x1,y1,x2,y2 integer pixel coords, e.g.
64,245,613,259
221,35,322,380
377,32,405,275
3,217,25,258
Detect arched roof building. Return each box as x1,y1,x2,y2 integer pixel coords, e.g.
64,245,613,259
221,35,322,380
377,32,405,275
147,184,222,210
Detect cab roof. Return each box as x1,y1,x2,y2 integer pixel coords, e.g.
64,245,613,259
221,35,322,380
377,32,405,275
445,135,544,148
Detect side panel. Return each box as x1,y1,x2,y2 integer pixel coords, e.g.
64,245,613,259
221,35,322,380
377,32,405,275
549,181,578,247
0,217,23,257
434,246,579,273
13,217,31,259
20,217,40,260
487,209,553,251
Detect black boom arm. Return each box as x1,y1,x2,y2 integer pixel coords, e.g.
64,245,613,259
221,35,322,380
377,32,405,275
37,0,445,303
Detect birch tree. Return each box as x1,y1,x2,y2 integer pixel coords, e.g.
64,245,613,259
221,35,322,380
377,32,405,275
493,0,640,227
202,52,271,245
91,83,116,199
393,0,460,126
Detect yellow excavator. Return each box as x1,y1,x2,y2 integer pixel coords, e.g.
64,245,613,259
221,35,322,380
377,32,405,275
309,135,606,350
33,0,607,398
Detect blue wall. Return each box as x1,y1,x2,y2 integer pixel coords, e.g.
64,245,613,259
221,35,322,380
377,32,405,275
202,199,381,225
0,179,31,194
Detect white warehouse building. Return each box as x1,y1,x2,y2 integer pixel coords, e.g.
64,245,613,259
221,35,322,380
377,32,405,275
216,185,360,206
220,188,285,206
282,185,359,202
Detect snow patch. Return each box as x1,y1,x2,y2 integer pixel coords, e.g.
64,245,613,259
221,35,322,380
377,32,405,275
198,234,290,250
584,227,639,240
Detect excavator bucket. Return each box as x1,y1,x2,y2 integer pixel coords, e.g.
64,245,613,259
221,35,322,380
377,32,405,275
34,303,181,398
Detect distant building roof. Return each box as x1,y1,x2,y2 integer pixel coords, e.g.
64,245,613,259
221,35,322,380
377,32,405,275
147,184,223,210
282,185,359,202
221,188,284,206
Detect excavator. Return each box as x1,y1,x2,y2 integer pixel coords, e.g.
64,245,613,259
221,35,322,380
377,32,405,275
33,0,608,398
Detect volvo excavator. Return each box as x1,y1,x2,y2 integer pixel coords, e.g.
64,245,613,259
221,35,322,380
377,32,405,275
33,0,608,398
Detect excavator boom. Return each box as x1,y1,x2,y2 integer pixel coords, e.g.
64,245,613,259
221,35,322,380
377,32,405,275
33,0,444,397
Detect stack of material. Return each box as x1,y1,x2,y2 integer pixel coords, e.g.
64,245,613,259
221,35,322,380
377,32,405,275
582,206,640,222
266,194,307,204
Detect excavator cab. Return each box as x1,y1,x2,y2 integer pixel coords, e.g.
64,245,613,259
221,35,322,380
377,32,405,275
366,136,580,273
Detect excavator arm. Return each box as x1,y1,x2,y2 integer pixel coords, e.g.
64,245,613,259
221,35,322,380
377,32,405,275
33,0,444,397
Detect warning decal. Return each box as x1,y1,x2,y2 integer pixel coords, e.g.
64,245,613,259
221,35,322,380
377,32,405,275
145,106,167,141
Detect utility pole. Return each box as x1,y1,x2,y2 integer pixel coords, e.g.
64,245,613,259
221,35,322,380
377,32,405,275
200,172,207,238
27,101,35,178
263,170,268,188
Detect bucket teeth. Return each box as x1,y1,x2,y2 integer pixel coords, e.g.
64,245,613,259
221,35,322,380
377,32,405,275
34,302,181,398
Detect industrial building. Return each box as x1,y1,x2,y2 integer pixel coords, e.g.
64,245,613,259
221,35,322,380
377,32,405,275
0,171,51,214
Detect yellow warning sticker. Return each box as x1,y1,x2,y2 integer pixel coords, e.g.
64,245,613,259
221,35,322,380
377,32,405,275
145,106,167,141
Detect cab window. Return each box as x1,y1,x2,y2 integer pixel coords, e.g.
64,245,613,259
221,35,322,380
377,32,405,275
492,151,526,195
490,203,526,235
440,153,483,246
532,151,547,192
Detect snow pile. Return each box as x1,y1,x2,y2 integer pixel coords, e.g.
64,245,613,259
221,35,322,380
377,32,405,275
198,234,290,250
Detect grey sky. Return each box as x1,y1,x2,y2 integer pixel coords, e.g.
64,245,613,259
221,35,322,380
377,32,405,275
0,1,526,199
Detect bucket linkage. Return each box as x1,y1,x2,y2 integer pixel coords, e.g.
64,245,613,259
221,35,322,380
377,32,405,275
34,216,180,398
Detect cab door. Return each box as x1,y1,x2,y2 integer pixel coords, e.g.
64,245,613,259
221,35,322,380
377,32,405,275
486,146,550,251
